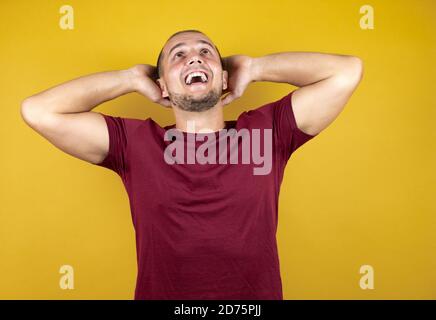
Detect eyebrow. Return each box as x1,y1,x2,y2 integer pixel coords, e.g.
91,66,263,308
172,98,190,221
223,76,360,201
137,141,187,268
168,40,215,58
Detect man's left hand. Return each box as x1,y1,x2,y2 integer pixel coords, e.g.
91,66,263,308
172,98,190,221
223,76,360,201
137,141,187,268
221,55,255,106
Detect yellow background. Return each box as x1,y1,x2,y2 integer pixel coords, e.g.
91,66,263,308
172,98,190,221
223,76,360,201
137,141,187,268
1,0,435,299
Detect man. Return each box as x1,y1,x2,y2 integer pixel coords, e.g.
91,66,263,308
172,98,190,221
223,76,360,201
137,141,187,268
20,29,363,299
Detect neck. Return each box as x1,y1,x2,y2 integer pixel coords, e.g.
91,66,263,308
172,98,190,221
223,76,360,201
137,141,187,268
172,103,225,133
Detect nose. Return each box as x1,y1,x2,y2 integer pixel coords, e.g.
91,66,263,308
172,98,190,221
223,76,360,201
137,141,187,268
188,55,203,66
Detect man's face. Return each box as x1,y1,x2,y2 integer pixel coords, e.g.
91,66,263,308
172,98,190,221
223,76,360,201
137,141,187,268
157,32,228,112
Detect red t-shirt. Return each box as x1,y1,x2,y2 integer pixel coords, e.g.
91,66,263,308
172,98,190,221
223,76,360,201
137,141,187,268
95,90,317,299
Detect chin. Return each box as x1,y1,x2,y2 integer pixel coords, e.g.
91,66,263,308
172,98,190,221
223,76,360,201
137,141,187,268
169,87,222,112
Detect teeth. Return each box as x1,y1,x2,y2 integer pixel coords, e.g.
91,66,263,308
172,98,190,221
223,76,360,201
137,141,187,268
185,71,208,85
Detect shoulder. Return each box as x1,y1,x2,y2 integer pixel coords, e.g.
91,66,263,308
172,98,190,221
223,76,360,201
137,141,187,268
98,113,159,138
235,92,294,127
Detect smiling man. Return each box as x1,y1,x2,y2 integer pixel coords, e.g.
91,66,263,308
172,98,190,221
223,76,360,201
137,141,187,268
156,32,225,113
20,29,363,300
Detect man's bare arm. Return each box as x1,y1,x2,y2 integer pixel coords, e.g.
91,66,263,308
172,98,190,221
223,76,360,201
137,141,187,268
250,52,364,136
20,64,170,164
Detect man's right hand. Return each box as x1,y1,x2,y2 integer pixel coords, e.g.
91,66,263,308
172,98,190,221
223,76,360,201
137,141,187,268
129,64,172,108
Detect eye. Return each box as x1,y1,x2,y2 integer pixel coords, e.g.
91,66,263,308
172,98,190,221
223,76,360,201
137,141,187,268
201,48,210,54
174,48,211,60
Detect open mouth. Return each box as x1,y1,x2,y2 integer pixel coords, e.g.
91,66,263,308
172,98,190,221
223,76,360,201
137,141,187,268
184,71,209,86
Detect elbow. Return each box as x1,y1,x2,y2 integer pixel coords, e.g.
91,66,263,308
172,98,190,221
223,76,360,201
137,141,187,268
20,97,42,129
348,56,364,83
20,97,34,126
336,56,364,88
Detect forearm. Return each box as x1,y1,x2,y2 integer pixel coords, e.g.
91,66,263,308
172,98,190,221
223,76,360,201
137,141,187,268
250,51,361,87
22,68,136,115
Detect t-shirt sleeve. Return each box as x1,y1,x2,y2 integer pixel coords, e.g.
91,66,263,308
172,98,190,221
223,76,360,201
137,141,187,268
253,90,318,162
94,113,129,179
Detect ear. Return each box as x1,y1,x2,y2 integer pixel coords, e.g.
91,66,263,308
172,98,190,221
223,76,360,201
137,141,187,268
222,70,228,91
156,78,169,98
